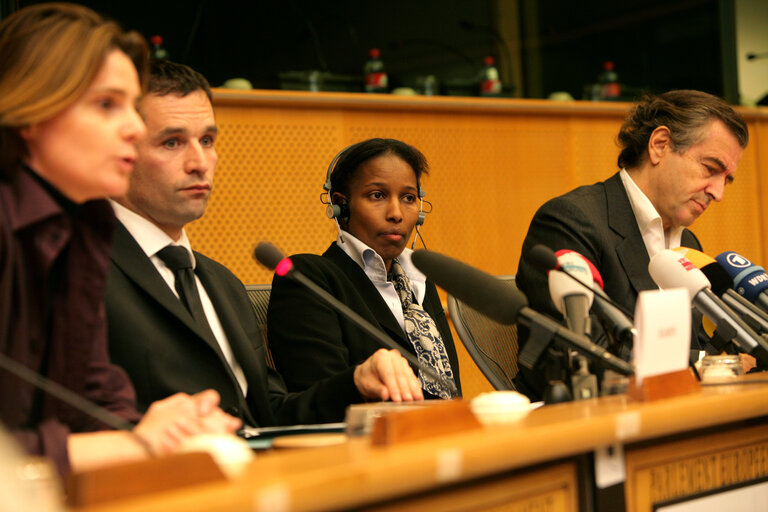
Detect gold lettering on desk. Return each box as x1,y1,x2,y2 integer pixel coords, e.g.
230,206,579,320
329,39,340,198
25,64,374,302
647,444,768,503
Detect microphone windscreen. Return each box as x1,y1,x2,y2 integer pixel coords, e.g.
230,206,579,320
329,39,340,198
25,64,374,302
648,249,710,300
411,250,525,325
254,242,285,271
672,247,716,268
548,252,594,314
528,244,559,273
700,262,734,296
716,252,768,302
555,249,606,291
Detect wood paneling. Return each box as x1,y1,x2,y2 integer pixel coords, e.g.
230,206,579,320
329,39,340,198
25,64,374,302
195,89,768,287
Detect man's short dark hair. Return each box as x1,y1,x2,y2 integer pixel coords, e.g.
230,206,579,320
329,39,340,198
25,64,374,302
617,90,748,169
147,59,212,101
329,138,428,200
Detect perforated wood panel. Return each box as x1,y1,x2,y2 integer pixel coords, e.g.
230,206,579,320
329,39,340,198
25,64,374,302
190,91,768,287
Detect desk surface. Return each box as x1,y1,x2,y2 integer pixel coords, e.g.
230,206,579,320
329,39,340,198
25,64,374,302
73,375,768,512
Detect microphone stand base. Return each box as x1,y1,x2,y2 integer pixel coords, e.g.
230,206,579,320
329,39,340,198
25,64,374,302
544,380,573,404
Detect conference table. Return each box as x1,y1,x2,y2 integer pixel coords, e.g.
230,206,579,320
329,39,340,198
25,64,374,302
70,373,768,512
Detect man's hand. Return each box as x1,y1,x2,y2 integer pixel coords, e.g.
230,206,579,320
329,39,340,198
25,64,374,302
353,348,424,402
133,389,241,454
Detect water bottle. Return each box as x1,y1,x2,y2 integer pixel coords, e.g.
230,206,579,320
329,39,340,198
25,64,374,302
150,35,169,60
364,48,388,93
598,61,620,100
479,56,502,97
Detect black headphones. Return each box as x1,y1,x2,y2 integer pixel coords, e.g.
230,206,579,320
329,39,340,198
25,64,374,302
322,143,427,226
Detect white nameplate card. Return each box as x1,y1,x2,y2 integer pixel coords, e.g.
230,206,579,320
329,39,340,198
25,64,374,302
633,288,691,385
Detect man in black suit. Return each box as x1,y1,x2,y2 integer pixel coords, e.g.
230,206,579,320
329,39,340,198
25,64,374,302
515,90,749,400
105,60,423,428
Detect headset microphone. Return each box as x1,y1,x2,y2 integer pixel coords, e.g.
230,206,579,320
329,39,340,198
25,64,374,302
321,140,429,248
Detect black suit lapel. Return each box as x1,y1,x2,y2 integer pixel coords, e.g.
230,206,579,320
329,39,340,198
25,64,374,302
323,244,408,345
195,260,266,382
604,174,657,294
195,260,261,425
111,224,226,357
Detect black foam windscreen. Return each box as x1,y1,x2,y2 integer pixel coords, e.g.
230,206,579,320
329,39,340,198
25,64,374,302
411,250,526,324
701,262,735,297
528,244,559,272
254,242,285,271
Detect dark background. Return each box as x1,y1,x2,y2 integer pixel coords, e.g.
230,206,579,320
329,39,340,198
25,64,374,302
7,0,736,101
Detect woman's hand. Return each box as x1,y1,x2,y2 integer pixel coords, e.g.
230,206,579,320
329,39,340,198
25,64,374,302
353,348,424,402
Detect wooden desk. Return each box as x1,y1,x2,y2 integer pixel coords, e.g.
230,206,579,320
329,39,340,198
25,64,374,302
71,376,768,512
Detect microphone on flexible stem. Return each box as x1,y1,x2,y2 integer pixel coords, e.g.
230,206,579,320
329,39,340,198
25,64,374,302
253,242,458,398
649,250,768,368
409,249,634,376
0,352,153,455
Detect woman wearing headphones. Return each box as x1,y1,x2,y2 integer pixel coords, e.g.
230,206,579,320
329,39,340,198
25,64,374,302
0,3,238,475
268,138,461,400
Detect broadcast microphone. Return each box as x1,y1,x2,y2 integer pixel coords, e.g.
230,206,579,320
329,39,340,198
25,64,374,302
716,251,768,313
549,251,602,399
410,249,633,376
548,252,593,336
529,245,636,347
253,242,458,398
672,248,768,335
649,250,768,367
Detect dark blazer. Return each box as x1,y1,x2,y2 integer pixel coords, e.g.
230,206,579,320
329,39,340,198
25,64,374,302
268,243,462,399
1,171,140,476
106,224,361,427
515,173,702,399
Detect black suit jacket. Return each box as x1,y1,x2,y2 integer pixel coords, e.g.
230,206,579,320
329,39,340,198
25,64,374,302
515,173,702,399
106,224,361,426
267,243,462,399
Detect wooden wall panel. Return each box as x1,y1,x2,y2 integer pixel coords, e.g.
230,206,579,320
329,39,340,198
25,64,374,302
192,90,768,287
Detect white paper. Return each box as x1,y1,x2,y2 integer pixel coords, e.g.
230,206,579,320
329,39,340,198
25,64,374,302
658,480,768,511
634,288,691,385
594,443,626,488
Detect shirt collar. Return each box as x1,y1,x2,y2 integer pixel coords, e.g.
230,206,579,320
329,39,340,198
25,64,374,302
337,230,387,281
2,167,114,234
620,169,684,251
620,169,661,234
25,165,79,215
336,229,426,285
110,200,196,267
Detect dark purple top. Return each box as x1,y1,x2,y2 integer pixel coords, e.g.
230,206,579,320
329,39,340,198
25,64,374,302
0,169,141,475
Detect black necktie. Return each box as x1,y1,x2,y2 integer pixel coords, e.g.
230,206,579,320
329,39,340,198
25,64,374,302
156,245,215,340
156,245,257,425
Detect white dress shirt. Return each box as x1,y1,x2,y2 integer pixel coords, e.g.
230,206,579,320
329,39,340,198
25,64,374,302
110,201,248,396
620,169,684,259
336,230,428,333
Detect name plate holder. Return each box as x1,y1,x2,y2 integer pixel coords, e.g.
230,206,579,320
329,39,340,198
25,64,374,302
628,288,700,401
370,399,481,446
66,452,226,507
627,368,700,402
